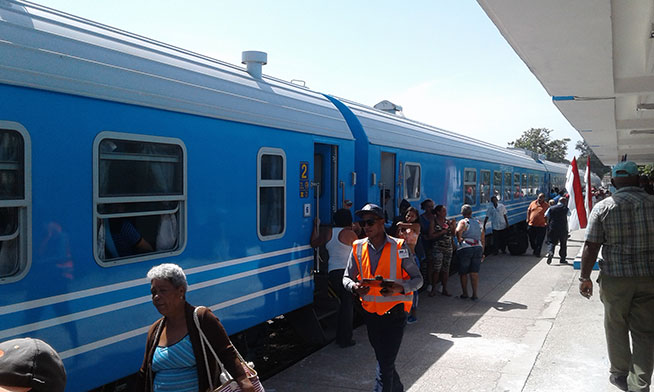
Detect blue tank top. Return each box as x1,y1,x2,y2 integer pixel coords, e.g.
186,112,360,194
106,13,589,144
152,335,198,392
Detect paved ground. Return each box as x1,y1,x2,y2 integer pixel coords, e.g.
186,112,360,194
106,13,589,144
264,229,620,392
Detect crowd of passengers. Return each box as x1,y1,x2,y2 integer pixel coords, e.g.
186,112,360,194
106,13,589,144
311,197,487,332
309,171,654,337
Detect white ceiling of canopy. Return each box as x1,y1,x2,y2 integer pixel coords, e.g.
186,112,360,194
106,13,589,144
477,0,654,165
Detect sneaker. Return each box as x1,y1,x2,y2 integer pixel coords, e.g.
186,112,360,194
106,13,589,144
609,374,628,391
546,253,553,265
407,316,417,324
559,259,569,264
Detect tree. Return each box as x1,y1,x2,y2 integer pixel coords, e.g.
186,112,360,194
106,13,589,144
507,128,570,163
640,163,654,177
575,140,610,179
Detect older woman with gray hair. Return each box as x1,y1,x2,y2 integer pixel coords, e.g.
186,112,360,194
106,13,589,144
136,263,255,392
455,205,485,300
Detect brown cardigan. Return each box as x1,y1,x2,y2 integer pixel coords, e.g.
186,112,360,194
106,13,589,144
135,302,246,392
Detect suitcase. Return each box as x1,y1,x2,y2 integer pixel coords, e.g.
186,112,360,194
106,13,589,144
507,226,529,255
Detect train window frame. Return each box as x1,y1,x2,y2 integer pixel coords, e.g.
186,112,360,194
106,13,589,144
92,132,187,267
528,174,535,196
514,173,521,198
0,122,31,284
534,174,540,196
504,172,512,201
492,171,502,200
463,168,477,206
521,173,528,198
403,162,421,201
480,170,491,204
257,147,286,241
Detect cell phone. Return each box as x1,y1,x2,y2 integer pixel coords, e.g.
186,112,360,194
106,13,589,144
361,277,395,288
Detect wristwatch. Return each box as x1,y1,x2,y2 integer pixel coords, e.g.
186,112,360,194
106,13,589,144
578,277,591,282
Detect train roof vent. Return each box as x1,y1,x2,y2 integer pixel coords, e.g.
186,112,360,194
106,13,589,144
374,100,404,116
509,147,541,161
241,51,267,79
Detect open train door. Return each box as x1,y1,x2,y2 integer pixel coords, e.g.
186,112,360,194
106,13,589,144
312,142,339,275
293,143,340,345
313,143,338,225
380,151,396,222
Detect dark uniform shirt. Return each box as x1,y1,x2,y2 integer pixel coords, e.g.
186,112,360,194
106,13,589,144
546,203,569,234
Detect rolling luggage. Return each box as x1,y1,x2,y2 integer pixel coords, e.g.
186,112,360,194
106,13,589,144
507,226,528,255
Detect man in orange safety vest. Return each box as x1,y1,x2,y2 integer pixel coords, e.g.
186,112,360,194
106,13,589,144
343,203,423,392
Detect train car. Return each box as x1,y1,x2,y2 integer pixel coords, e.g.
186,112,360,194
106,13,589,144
0,1,571,390
542,159,569,194
0,1,356,390
326,96,559,226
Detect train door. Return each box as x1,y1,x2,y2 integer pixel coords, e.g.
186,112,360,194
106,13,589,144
313,143,338,224
380,152,396,222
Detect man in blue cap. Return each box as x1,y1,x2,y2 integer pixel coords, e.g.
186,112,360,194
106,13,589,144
579,161,654,392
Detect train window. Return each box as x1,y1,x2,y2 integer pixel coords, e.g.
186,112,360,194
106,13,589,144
521,173,528,198
0,125,31,282
463,168,476,205
533,174,540,196
493,171,502,199
404,163,421,201
528,174,535,196
258,148,286,240
514,173,521,198
492,171,502,200
504,172,512,201
94,133,186,265
480,170,491,204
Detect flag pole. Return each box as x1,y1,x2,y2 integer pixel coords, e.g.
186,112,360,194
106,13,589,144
585,156,593,214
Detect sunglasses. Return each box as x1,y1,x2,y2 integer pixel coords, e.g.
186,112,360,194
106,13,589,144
360,218,381,227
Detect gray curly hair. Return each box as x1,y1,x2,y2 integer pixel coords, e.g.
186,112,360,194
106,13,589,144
460,204,472,217
147,263,188,291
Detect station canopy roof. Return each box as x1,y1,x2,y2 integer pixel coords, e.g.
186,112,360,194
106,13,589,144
477,0,654,165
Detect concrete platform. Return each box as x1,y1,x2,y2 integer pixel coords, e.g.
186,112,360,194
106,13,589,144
264,229,621,392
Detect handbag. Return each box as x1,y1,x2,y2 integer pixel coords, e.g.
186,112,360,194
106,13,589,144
193,307,265,392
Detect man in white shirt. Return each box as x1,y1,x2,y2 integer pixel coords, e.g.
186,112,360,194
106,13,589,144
484,196,510,255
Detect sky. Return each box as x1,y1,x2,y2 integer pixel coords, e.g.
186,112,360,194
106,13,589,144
34,0,582,160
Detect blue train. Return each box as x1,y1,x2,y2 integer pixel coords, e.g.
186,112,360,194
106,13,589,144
0,1,567,390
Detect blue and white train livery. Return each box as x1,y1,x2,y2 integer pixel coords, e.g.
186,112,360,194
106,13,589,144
0,1,567,390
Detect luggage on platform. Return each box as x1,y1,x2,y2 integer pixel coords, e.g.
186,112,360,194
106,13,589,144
507,226,528,255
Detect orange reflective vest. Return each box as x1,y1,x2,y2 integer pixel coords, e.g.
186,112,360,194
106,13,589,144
352,237,413,315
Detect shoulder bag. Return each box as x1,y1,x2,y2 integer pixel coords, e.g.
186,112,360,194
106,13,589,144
193,307,264,392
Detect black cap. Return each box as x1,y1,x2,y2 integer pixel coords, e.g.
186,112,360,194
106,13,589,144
355,203,384,219
0,338,66,392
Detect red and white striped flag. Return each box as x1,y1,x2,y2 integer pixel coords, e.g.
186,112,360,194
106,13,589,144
585,156,593,214
565,157,587,230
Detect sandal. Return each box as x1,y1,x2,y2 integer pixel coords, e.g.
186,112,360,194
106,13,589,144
459,294,469,299
471,295,479,301
428,290,437,297
441,290,452,297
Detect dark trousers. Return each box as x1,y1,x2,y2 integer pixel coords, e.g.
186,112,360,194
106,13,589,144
600,274,654,392
546,230,568,261
328,269,354,345
528,226,547,255
492,228,509,253
363,306,407,392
